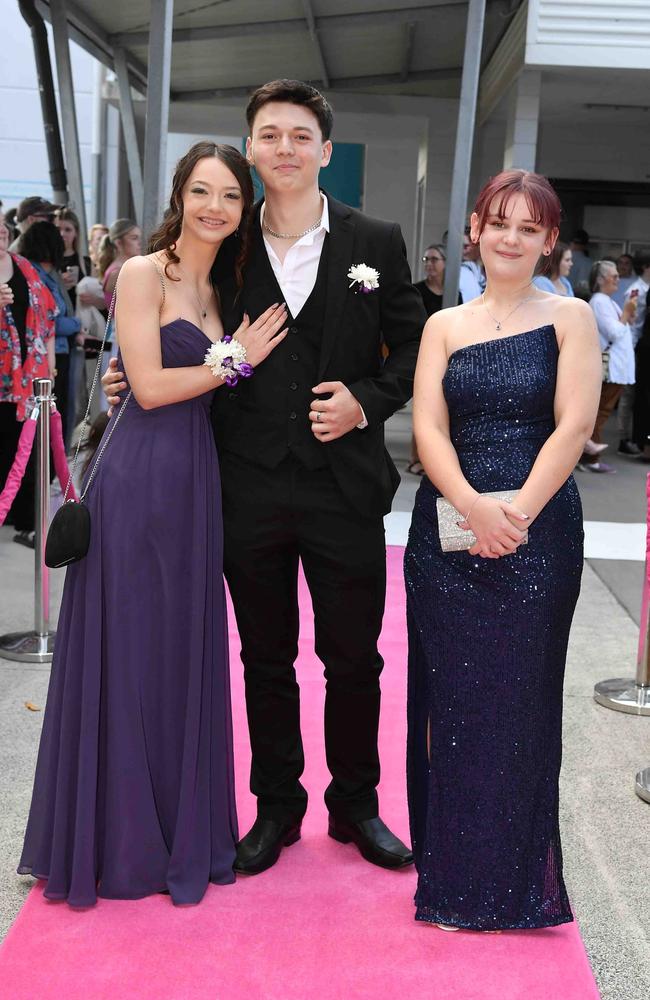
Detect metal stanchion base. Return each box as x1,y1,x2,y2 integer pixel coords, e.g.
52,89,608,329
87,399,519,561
0,631,55,663
594,678,650,716
635,767,650,804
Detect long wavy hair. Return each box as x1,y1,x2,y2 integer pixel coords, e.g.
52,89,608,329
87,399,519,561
148,142,254,293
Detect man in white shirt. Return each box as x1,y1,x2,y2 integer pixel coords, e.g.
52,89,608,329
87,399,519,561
612,254,636,308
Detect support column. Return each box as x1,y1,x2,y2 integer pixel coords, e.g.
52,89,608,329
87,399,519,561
50,0,87,253
503,70,541,172
90,60,107,226
115,48,144,228
142,0,174,241
443,0,487,308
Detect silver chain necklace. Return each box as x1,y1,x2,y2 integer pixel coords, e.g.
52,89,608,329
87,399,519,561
263,217,321,240
481,289,535,331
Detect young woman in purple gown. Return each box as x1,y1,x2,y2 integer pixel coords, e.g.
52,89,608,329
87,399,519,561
19,142,288,907
405,171,602,931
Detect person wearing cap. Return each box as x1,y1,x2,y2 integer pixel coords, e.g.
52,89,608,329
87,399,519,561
8,197,59,252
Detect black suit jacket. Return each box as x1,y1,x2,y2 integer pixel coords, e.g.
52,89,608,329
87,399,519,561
213,193,426,517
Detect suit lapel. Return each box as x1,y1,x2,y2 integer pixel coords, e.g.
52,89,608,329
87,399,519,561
244,201,283,316
318,194,355,378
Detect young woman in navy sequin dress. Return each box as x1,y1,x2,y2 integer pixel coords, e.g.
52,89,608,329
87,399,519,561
405,171,601,931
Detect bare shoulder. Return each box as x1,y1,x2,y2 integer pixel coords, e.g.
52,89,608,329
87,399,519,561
551,295,596,345
118,254,159,285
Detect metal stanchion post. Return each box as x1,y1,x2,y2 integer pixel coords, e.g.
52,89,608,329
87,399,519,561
635,767,650,804
594,474,650,715
0,379,56,663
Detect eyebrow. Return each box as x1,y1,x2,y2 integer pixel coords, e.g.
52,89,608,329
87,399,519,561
191,179,240,190
257,123,314,133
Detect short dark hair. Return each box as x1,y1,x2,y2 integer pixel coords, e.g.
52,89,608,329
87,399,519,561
246,79,334,141
18,220,65,269
633,253,650,274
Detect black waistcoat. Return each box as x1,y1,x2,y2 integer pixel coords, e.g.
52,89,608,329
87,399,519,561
212,231,330,471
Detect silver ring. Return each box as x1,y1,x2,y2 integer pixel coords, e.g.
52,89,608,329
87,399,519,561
316,412,322,422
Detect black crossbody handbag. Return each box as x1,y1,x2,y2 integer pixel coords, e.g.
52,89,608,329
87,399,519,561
45,291,132,568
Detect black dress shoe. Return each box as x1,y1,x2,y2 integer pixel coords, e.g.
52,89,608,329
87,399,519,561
233,817,302,876
617,439,642,457
328,816,414,869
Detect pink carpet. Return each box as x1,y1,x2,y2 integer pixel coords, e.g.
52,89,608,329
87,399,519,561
0,547,600,1000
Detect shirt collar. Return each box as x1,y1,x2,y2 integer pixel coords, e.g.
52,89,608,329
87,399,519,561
260,193,329,246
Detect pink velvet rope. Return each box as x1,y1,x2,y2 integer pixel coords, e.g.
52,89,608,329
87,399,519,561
0,415,37,526
50,408,77,502
637,473,650,663
0,406,77,527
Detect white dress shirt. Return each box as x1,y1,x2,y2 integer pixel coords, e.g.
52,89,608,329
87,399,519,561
260,194,368,428
589,292,635,385
260,194,329,318
623,275,649,346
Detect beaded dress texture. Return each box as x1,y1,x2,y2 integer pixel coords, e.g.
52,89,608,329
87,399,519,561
405,325,581,930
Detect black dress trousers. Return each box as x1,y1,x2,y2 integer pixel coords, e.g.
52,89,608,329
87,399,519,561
221,451,386,824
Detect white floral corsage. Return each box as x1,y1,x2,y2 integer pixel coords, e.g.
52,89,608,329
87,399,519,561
348,263,380,294
204,335,254,387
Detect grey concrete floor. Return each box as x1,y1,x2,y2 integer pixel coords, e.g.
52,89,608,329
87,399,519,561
1,411,649,1000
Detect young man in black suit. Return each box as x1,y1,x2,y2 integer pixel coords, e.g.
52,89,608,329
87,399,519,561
105,80,426,875
218,80,425,875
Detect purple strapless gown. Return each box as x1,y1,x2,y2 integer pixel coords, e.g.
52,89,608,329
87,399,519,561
19,320,237,906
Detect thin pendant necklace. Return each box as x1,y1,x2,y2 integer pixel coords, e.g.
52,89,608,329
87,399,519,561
179,264,212,321
263,217,321,240
481,289,535,331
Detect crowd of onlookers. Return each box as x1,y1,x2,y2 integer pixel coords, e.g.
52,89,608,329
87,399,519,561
412,226,650,476
0,196,142,546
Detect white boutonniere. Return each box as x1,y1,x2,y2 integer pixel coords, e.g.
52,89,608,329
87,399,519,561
347,263,380,294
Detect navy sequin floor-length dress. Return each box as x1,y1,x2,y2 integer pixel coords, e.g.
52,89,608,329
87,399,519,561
405,325,581,931
19,320,238,907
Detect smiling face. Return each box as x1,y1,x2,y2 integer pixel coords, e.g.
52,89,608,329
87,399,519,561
246,101,332,195
471,192,556,285
177,156,244,246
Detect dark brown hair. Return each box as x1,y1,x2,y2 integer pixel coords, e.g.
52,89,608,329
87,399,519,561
246,79,334,141
148,141,253,292
55,207,80,248
535,240,569,279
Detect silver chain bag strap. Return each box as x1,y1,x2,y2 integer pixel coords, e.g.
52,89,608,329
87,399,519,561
45,288,132,567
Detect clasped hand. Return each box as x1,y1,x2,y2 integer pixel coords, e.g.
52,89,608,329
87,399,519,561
309,382,364,443
459,495,529,559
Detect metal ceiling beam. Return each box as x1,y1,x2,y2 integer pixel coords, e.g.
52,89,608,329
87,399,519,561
172,67,462,103
36,0,148,93
302,0,330,89
114,47,144,227
401,22,416,83
142,0,173,241
111,2,476,47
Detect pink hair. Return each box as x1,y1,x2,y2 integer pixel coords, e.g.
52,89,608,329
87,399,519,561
473,170,561,236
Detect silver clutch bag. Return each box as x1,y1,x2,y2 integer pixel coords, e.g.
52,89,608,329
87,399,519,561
436,490,528,552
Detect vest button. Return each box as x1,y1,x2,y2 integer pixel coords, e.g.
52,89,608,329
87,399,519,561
228,392,237,399
289,326,298,335
291,353,299,362
289,411,297,421
289,381,298,391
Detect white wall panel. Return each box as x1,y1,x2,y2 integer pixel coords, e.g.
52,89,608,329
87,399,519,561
527,0,650,69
